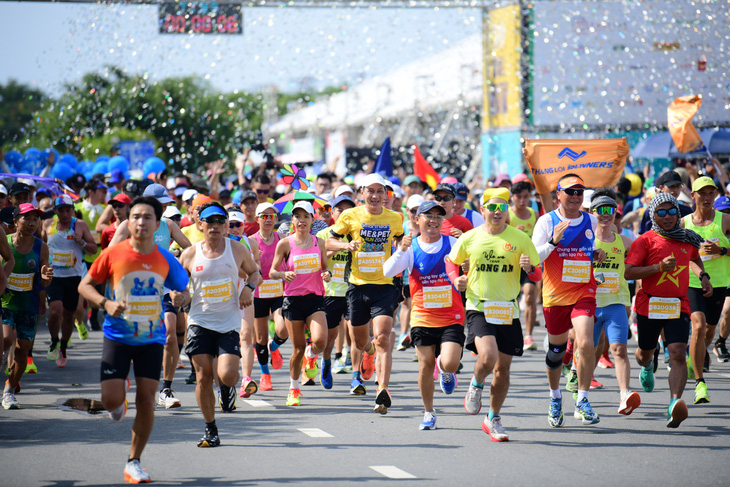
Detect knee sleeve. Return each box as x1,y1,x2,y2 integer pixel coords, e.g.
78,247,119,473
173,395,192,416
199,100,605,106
255,343,268,365
546,342,567,370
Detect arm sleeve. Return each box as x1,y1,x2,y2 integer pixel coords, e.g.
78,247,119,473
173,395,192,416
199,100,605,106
383,247,413,277
160,248,190,291
532,214,556,262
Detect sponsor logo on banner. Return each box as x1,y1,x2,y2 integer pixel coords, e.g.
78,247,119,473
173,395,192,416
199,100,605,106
558,148,587,161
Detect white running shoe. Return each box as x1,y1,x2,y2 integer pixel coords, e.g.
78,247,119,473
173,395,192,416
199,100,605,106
464,383,483,415
482,416,509,442
109,400,128,422
123,459,151,483
2,391,19,409
157,388,181,409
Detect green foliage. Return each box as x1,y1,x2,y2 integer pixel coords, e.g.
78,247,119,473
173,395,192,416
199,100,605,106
277,85,345,116
0,79,45,147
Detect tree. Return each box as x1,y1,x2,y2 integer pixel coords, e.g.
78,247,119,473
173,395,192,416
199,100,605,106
0,79,45,147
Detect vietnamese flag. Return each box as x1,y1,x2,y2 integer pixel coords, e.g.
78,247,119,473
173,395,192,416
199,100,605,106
668,95,705,153
413,146,439,190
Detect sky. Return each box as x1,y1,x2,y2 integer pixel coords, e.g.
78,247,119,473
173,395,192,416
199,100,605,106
0,2,482,97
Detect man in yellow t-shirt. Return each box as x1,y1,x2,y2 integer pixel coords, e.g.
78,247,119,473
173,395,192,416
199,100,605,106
327,173,404,415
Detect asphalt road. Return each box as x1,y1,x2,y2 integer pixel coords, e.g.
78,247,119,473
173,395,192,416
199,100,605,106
2,319,729,486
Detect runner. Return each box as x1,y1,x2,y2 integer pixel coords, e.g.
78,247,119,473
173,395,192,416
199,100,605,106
78,196,189,483
240,190,259,236
452,182,485,227
532,174,605,427
270,201,330,405
2,204,53,410
712,196,730,362
433,183,473,238
449,189,540,440
100,193,132,250
625,192,709,427
180,202,260,446
589,188,641,415
384,201,466,430
396,194,424,352
43,195,97,368
681,177,730,404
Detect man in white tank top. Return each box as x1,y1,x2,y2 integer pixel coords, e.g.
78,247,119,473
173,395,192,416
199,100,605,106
179,202,261,448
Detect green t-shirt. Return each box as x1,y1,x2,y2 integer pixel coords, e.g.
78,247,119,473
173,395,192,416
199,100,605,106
317,226,349,297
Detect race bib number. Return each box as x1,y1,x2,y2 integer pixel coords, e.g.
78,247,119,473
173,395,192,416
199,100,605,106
259,279,283,298
483,301,514,325
332,263,346,283
201,278,234,304
562,259,591,283
51,250,75,268
91,231,101,245
422,285,452,309
293,253,320,274
7,273,34,292
596,272,620,294
700,237,720,261
125,295,162,322
357,251,384,273
648,297,681,320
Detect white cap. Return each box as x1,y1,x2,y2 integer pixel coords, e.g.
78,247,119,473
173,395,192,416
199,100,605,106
256,202,278,216
359,173,387,189
334,185,354,198
406,194,425,209
582,189,595,208
393,186,405,199
162,206,181,219
166,179,177,190
228,210,245,223
292,201,315,215
319,192,333,203
384,180,395,191
182,189,198,202
0,184,7,195
19,178,36,188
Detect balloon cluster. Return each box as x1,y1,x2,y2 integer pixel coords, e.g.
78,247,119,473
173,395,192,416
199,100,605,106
2,148,132,182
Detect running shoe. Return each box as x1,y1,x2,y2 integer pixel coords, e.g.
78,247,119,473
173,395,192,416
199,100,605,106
663,342,669,363
332,356,346,374
350,377,366,395
321,359,333,390
184,371,197,385
653,345,660,373
239,377,258,398
302,377,315,386
561,364,571,377
713,340,730,362
639,366,654,392
419,411,437,430
269,339,283,370
373,388,391,415
25,356,38,374
260,373,273,391
574,397,600,425
75,320,89,341
439,372,457,395
590,377,603,389
109,400,128,422
666,398,688,428
344,347,352,372
197,428,220,447
157,388,181,409
687,357,695,380
482,416,509,442
694,381,710,404
524,335,537,351
123,459,151,484
703,352,710,373
598,353,615,369
286,388,302,406
565,369,578,393
464,383,483,415
126,377,131,392
47,342,59,362
2,391,19,409
57,349,68,368
548,397,564,428
618,390,641,415
396,333,411,351
176,357,185,369
304,346,319,379
360,349,375,380
218,384,237,412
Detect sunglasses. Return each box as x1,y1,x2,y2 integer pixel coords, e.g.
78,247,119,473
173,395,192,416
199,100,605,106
229,222,243,228
655,208,678,217
256,189,269,194
110,202,127,209
486,203,509,212
258,214,276,220
420,213,444,221
562,188,584,196
594,206,616,215
433,195,454,202
202,217,227,225
409,209,417,214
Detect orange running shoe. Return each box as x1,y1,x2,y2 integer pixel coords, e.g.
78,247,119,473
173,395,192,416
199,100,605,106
260,373,273,391
360,349,375,381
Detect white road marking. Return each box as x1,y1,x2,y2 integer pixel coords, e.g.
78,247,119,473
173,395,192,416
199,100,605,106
298,428,333,438
242,399,273,407
716,373,730,379
370,466,416,479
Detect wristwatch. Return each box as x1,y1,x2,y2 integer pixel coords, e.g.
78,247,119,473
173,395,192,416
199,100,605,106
699,272,711,281
548,237,558,246
99,298,108,309
244,282,256,292
721,247,728,256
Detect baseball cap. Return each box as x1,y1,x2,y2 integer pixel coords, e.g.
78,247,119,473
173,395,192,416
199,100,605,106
493,173,512,187
228,210,245,223
182,189,199,203
333,185,354,198
292,201,315,215
403,175,423,187
0,207,15,226
66,174,86,188
123,179,142,198
240,190,257,202
143,183,174,204
452,182,469,201
557,176,586,190
110,193,132,205
199,205,227,220
512,173,532,186
10,182,31,196
655,170,683,188
191,194,212,209
219,189,232,200
18,178,36,188
0,184,7,196
332,195,356,209
109,169,125,184
691,176,717,193
256,202,278,216
54,194,75,208
434,183,456,197
417,201,446,216
13,203,44,219
162,206,182,219
173,186,188,197
406,194,425,209
714,196,730,211
359,173,387,189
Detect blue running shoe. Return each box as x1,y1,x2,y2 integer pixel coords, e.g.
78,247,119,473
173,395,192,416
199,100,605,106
439,372,457,395
548,397,564,428
350,377,366,395
574,397,600,425
321,359,333,390
639,366,654,392
419,411,436,430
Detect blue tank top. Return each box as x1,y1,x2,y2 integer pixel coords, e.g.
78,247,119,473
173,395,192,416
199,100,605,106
153,218,171,250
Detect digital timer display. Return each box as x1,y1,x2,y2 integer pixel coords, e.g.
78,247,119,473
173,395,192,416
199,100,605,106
159,2,243,35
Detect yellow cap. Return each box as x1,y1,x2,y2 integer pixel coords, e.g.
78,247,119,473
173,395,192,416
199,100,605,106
626,173,642,197
481,187,511,206
691,176,717,193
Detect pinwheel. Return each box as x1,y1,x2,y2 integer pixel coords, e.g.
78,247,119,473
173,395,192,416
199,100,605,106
280,163,310,191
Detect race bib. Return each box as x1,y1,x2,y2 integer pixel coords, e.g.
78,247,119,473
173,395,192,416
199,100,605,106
357,251,384,273
700,237,720,261
422,285,452,309
293,253,320,274
7,272,34,292
259,279,283,298
562,259,591,283
596,272,620,294
201,278,234,304
483,301,514,325
91,231,101,245
125,295,162,322
51,250,75,268
332,263,346,283
648,297,681,320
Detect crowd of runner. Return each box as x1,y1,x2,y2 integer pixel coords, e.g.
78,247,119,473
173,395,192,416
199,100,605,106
2,158,730,483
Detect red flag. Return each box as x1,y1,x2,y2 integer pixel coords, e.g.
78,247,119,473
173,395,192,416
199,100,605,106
668,95,704,153
413,146,439,190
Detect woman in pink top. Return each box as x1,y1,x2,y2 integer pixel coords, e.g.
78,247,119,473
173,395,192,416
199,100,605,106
270,201,331,407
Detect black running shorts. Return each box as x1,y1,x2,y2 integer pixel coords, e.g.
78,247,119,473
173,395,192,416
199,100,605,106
100,337,164,381
465,310,524,356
